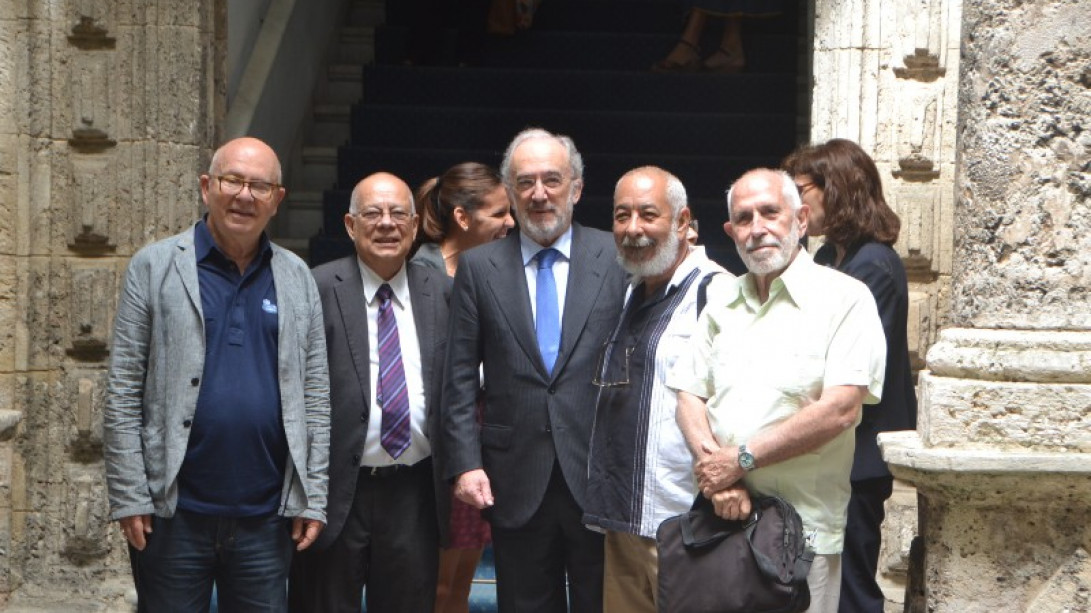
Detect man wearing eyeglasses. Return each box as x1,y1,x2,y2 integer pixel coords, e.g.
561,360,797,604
442,128,627,612
104,137,331,612
289,172,450,612
582,167,729,612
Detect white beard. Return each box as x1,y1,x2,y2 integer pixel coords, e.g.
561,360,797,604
618,229,681,281
738,219,800,275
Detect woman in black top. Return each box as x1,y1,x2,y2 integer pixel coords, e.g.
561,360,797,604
783,138,918,613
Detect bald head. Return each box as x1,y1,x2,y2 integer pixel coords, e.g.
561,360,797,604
350,172,415,215
615,166,687,219
209,137,283,184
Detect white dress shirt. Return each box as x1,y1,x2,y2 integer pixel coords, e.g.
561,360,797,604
356,259,430,466
519,226,574,326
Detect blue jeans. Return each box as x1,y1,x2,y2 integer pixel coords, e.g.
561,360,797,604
129,510,293,613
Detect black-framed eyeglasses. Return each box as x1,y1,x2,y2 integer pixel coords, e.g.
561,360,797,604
354,208,415,227
215,175,281,201
592,340,633,388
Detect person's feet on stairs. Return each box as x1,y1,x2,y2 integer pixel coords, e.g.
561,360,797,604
651,39,701,73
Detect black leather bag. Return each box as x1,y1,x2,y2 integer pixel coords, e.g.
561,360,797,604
656,495,814,613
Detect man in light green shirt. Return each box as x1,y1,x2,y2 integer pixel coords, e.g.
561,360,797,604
666,168,886,613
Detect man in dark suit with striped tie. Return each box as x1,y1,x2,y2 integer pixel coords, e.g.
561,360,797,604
441,128,628,612
289,172,450,612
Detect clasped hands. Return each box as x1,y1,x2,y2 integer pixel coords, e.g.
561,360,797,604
695,440,752,521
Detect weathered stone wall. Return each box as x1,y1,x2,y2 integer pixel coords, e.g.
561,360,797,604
0,0,222,607
954,0,1091,330
883,0,1091,610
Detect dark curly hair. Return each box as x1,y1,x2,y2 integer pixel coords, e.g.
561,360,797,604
782,139,900,247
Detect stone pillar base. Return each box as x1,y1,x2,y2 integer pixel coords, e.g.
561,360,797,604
881,328,1091,612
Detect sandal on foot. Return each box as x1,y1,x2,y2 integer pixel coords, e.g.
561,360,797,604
702,46,745,74
651,40,701,73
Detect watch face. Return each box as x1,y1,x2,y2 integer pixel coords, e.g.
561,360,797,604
739,448,755,470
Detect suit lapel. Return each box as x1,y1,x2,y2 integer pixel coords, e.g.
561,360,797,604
555,224,609,376
173,231,203,318
484,233,544,375
407,264,437,395
332,257,372,406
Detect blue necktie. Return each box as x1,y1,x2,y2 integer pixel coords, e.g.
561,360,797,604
535,248,561,373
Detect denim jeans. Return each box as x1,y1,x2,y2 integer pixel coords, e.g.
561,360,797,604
129,510,293,613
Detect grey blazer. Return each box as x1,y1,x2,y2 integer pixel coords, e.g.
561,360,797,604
103,226,331,523
310,256,451,550
441,224,627,529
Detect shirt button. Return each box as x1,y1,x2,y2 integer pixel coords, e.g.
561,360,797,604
183,419,192,428
190,377,200,386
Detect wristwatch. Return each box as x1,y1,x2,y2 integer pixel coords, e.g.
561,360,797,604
738,444,757,471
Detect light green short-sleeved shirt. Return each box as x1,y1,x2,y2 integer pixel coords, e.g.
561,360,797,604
666,249,886,553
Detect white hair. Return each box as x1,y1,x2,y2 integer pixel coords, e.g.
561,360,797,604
725,169,801,220
500,127,584,188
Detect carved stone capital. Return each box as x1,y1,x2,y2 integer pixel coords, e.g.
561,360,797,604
893,49,946,82
67,17,115,51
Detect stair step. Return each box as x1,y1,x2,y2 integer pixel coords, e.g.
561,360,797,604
348,0,384,27
376,27,797,73
338,26,376,64
350,105,796,157
310,104,352,147
335,146,781,200
326,63,364,104
300,146,340,189
362,65,797,114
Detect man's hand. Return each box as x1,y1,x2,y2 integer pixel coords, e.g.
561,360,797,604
291,517,325,551
454,469,494,509
119,514,153,551
694,440,744,497
709,483,752,521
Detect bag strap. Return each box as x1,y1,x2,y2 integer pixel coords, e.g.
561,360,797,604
696,271,723,315
680,496,752,548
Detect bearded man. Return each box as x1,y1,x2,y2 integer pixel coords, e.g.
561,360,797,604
581,166,729,613
666,168,887,613
441,128,627,612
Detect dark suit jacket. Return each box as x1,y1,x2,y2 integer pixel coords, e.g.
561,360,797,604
310,256,451,550
816,241,918,481
441,224,627,529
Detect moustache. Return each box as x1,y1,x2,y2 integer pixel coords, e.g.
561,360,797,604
746,237,781,252
620,235,656,248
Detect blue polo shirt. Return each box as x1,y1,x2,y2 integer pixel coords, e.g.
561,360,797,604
176,219,287,518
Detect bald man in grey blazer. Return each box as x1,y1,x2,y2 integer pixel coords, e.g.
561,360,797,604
442,128,627,612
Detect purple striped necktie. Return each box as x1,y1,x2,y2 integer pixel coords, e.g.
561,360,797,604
376,283,410,459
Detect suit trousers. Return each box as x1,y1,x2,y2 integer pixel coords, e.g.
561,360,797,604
288,459,439,613
491,464,604,613
838,476,894,613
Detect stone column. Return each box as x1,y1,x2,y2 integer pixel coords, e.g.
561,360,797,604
810,0,963,605
0,0,222,606
881,0,1091,610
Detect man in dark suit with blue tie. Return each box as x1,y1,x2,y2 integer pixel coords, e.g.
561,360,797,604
289,172,450,612
442,128,627,612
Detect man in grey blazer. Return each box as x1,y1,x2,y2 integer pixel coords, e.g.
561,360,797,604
289,172,450,612
442,128,627,612
104,137,331,612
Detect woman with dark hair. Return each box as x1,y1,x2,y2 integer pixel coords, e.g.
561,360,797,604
783,139,918,613
414,162,514,279
412,162,513,613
